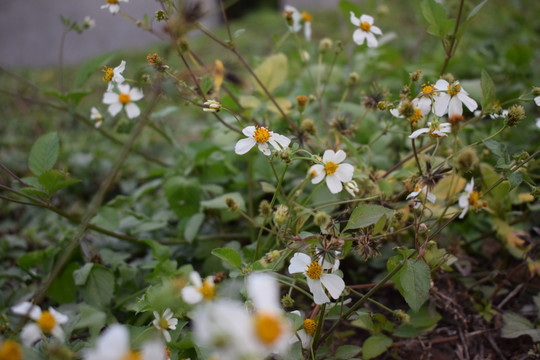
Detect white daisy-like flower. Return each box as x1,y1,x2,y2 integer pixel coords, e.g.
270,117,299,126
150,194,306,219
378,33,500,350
409,121,451,139
203,99,221,112
247,273,292,356
434,79,478,117
235,126,291,156
152,308,178,343
458,178,483,219
300,11,312,41
181,271,216,304
289,311,317,350
83,16,95,30
193,300,259,360
90,107,104,128
309,149,354,194
101,0,128,15
102,60,126,91
11,302,68,346
407,183,436,208
102,83,143,119
83,324,166,360
413,82,437,116
283,5,302,33
390,100,424,125
288,252,345,304
349,12,382,48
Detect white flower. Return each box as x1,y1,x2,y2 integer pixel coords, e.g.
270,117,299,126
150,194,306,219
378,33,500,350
407,183,436,208
301,12,312,41
458,178,482,219
247,273,292,356
101,0,129,15
289,311,317,350
90,107,104,128
83,16,95,30
152,308,178,343
390,100,424,125
413,83,437,116
309,150,354,194
83,324,166,360
535,96,540,107
349,12,382,48
193,300,259,360
409,121,451,139
288,252,345,304
181,271,216,304
102,60,126,91
434,79,478,117
203,99,221,112
235,126,291,156
283,6,302,33
102,83,143,119
11,302,68,346
345,180,359,197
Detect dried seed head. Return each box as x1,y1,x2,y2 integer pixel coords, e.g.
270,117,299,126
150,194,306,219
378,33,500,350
258,200,272,218
409,69,422,83
319,38,333,53
505,104,526,127
454,148,478,173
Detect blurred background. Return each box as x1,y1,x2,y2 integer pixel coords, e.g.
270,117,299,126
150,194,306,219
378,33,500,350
0,0,336,67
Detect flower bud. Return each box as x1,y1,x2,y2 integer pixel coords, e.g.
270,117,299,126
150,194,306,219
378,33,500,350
155,10,167,21
454,147,478,173
274,205,288,225
409,70,422,83
347,72,359,87
281,294,294,308
319,38,333,53
296,95,308,112
505,104,525,127
301,118,317,135
258,200,272,218
314,212,330,227
225,196,239,211
532,87,540,97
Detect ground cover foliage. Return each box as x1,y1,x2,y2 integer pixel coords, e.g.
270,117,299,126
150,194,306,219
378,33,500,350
1,0,540,359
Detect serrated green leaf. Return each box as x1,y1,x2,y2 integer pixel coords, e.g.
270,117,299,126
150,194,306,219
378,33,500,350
334,345,361,359
28,132,59,176
421,0,448,37
507,172,523,190
483,140,506,158
397,260,431,312
253,53,288,94
362,334,392,359
38,169,79,195
79,264,115,308
74,304,107,337
501,312,540,341
164,176,200,218
73,263,94,286
344,204,394,231
211,247,242,268
481,70,495,109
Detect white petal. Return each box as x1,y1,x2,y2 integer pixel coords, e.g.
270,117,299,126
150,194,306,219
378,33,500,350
21,323,42,346
370,25,382,35
114,60,126,75
242,126,256,137
49,307,68,324
349,11,360,26
248,273,280,312
434,79,449,90
107,103,122,117
322,149,337,163
304,21,312,41
190,271,203,287
288,253,311,274
465,178,474,193
459,205,469,219
235,137,256,155
129,87,144,101
434,93,450,116
365,32,378,48
535,96,540,106
334,163,354,183
448,96,463,117
102,91,118,105
268,133,291,151
51,325,65,342
182,286,203,304
307,279,330,304
458,194,469,209
458,92,477,112
390,108,402,118
168,318,178,329
162,330,171,343
359,14,374,25
297,329,312,349
326,175,343,194
117,83,130,94
352,29,366,45
409,128,430,139
125,103,140,119
333,150,347,164
257,142,271,156
426,192,437,203
320,274,345,299
417,97,433,116
309,164,325,184
142,340,166,360
12,302,41,320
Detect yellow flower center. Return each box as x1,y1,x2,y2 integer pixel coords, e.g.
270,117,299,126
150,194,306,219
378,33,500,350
38,311,56,333
410,108,422,125
0,340,23,360
102,66,114,82
254,127,271,143
159,317,170,329
303,319,318,335
422,83,434,95
119,93,131,105
360,21,371,32
306,261,322,280
120,351,141,360
107,0,119,4
447,82,461,96
301,11,313,22
325,161,339,175
198,279,216,301
468,191,480,206
253,312,282,345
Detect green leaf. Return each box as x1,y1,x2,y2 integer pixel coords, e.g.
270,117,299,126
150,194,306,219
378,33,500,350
200,192,246,211
28,132,59,176
38,169,79,195
421,0,448,37
372,214,387,235
501,312,540,342
211,247,242,269
74,52,114,88
362,334,392,359
185,213,205,243
17,246,58,272
334,345,361,359
91,206,120,232
483,140,506,159
338,0,361,20
394,307,441,337
47,262,78,303
164,176,201,218
481,70,495,109
344,204,394,231
144,239,171,262
253,53,288,94
73,263,94,285
507,172,523,190
466,0,489,21
397,260,431,312
74,304,107,338
79,264,115,308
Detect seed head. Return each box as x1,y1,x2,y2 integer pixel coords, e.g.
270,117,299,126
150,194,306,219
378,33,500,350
319,38,333,53
258,200,272,218
314,212,330,227
505,104,525,127
225,196,239,211
281,294,294,308
454,148,478,173
274,205,289,225
347,72,359,87
409,69,422,83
